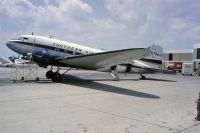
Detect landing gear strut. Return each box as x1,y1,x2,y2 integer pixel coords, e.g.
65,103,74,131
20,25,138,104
110,70,120,81
110,65,120,81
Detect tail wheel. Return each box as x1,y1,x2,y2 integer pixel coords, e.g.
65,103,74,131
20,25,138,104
140,75,146,80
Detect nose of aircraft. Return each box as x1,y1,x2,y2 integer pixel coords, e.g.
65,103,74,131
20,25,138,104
6,40,25,55
6,41,10,47
6,40,15,51
6,41,12,49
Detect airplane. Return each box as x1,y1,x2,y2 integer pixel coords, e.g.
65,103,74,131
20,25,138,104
0,57,14,67
6,34,161,82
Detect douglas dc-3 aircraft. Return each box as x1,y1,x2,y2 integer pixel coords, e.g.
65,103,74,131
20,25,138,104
0,57,14,67
6,35,162,82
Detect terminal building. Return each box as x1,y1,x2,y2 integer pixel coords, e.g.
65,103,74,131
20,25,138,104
193,44,200,60
162,44,200,75
162,49,193,61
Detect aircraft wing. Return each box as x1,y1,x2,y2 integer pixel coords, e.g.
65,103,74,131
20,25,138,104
58,48,150,69
132,60,161,70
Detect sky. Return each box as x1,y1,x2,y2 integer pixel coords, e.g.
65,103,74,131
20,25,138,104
1,0,200,57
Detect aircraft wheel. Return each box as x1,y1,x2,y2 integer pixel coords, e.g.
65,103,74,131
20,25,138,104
140,75,146,80
51,72,62,82
46,71,54,79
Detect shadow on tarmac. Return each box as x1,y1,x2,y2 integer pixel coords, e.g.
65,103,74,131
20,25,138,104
61,74,160,99
0,78,10,86
144,78,177,82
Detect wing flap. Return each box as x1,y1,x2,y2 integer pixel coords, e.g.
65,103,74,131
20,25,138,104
59,48,150,69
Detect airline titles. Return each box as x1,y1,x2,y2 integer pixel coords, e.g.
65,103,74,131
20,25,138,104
52,42,94,54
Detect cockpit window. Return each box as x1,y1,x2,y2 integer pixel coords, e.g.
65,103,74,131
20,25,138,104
15,37,28,41
18,37,22,40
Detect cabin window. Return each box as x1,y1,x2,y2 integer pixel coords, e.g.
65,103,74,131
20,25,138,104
55,47,59,52
59,49,64,52
75,52,82,55
64,50,73,55
68,51,73,54
74,52,78,55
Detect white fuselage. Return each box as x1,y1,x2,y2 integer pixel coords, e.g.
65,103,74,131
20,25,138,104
6,35,104,57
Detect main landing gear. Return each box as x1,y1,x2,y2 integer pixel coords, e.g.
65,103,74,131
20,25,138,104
139,74,146,80
110,70,146,81
46,71,62,82
110,70,120,81
46,67,71,82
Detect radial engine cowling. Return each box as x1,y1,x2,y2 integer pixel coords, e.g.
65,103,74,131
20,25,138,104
32,49,59,68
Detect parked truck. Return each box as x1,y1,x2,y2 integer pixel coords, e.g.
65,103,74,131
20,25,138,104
167,62,183,72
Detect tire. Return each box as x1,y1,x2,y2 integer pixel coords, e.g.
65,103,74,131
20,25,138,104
51,72,62,82
46,71,54,79
140,75,146,80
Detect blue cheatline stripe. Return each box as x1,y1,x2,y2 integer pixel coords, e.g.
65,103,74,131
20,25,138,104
11,41,82,55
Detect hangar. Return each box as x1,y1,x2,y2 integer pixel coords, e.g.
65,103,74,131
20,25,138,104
162,44,200,75
162,49,193,61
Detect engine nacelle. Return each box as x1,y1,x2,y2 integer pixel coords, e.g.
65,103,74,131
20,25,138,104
32,49,60,68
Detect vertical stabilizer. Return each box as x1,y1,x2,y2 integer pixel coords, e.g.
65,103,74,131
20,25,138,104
144,44,163,63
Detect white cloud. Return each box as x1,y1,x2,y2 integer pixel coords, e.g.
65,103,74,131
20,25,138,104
0,0,36,19
0,0,127,50
167,18,189,32
30,0,93,29
105,0,137,22
104,0,153,23
1,0,200,57
24,0,128,50
104,0,200,50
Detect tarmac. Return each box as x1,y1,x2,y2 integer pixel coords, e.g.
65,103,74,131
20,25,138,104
0,67,200,133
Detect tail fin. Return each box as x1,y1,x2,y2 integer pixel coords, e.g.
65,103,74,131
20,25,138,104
146,44,163,60
141,44,163,64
